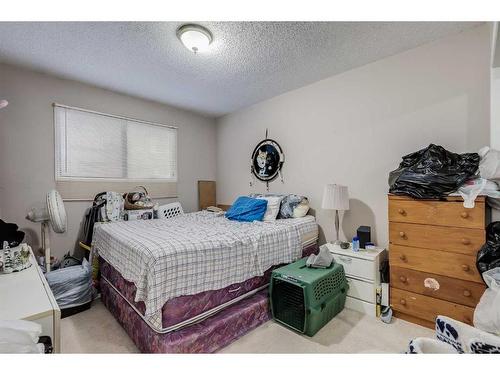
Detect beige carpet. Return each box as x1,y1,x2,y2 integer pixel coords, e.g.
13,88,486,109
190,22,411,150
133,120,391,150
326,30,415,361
61,300,434,353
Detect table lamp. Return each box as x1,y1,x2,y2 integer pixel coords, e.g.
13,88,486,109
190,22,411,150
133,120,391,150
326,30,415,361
322,184,349,245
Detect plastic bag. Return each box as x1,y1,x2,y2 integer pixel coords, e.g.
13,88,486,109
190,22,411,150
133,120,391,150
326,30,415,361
45,258,92,309
477,222,500,277
389,144,480,199
457,178,500,208
478,146,500,181
473,267,500,335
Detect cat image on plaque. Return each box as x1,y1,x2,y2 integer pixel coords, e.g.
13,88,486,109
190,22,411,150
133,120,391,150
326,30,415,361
257,150,270,177
251,139,284,183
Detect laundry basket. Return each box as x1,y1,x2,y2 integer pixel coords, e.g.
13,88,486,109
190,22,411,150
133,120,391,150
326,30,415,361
158,202,184,219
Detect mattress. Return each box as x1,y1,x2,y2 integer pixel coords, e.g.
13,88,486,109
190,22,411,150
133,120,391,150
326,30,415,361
93,211,317,330
100,242,319,333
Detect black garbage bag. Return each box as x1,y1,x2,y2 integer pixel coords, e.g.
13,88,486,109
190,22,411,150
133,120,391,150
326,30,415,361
477,222,500,279
389,144,480,199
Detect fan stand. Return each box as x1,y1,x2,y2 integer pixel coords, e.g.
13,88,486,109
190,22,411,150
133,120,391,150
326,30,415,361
41,221,51,272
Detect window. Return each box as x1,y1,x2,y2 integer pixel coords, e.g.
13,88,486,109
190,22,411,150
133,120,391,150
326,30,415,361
54,104,178,200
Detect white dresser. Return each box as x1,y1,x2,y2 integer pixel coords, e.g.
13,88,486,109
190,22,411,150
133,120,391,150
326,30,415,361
0,247,61,352
322,243,387,317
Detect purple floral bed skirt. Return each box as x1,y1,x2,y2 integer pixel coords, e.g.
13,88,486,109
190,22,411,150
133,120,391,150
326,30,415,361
99,242,319,353
99,243,320,329
101,278,271,353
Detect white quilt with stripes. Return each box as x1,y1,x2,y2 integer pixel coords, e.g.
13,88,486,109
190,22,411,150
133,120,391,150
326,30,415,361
92,211,316,329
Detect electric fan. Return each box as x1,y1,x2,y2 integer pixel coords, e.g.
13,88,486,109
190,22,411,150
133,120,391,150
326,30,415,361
26,190,67,272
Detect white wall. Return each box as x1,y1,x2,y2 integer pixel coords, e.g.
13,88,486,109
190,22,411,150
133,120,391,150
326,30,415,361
0,63,217,258
216,25,491,246
492,68,500,150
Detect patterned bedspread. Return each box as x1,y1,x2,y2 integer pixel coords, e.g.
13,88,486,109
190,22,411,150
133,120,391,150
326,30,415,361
92,211,316,329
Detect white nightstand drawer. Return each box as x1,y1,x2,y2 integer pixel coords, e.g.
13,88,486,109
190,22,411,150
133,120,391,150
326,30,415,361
346,277,375,303
332,253,374,281
345,296,376,317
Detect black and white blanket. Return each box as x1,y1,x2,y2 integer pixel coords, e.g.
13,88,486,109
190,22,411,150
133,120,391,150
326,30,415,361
92,211,316,329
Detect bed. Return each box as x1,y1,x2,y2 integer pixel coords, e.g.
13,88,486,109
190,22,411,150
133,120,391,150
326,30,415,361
93,211,319,353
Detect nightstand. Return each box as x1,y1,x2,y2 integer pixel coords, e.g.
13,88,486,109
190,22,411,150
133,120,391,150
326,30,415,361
321,243,387,317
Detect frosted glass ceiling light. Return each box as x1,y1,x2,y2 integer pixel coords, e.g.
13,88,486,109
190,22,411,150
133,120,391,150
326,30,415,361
177,24,213,54
0,100,8,109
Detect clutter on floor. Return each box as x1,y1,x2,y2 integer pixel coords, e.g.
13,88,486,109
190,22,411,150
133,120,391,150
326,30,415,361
406,315,500,353
477,222,500,277
473,267,500,335
45,258,93,318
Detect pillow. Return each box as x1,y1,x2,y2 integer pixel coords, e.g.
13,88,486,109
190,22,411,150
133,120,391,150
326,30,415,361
257,196,284,222
279,194,307,219
293,199,310,218
225,196,268,222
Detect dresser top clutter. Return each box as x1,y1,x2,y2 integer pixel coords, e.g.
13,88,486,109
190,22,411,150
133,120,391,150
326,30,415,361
388,194,488,329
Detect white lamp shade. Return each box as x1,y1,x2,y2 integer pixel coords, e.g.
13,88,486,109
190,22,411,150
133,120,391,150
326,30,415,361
322,184,349,210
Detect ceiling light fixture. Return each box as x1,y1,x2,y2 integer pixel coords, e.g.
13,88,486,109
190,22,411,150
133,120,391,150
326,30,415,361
0,100,8,109
176,24,213,54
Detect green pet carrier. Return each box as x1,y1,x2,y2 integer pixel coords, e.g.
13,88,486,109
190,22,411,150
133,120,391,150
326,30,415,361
270,258,348,337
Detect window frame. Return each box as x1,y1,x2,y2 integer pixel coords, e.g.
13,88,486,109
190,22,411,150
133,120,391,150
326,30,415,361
53,103,178,183
53,103,179,201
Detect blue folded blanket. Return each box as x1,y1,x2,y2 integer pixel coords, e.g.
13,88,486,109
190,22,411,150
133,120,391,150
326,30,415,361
225,196,268,222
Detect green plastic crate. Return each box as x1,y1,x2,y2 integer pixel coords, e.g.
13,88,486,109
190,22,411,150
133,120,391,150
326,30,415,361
269,257,348,337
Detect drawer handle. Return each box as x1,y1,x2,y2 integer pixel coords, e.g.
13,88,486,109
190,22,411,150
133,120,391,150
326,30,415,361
399,276,407,283
339,256,352,263
400,299,407,306
399,231,406,238
398,208,406,215
461,212,469,219
461,264,470,272
461,238,471,245
463,289,471,297
399,254,407,261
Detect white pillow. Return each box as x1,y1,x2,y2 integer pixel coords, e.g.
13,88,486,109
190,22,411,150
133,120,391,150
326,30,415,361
257,196,283,222
293,201,310,218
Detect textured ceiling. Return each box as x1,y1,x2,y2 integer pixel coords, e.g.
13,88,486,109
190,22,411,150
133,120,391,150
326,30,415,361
0,22,482,117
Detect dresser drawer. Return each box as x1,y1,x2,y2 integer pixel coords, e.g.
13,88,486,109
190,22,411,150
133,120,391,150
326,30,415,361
389,196,485,229
390,287,474,325
389,245,482,283
389,222,484,255
331,253,374,281
346,277,375,303
390,266,485,307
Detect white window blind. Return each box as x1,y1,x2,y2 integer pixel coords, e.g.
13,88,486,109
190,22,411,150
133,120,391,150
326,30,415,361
54,104,178,200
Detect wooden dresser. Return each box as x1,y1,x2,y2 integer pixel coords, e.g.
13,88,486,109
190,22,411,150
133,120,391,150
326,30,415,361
388,195,488,329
